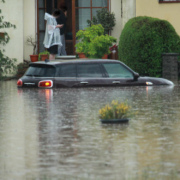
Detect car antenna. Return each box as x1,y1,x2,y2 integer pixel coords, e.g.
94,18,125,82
45,59,49,63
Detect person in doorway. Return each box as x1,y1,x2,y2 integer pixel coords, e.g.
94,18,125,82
43,10,64,60
57,3,68,56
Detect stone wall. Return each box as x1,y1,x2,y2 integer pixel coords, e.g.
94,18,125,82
162,53,179,81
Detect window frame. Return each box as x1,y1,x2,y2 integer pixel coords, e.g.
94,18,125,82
101,62,134,79
75,0,109,27
159,0,180,3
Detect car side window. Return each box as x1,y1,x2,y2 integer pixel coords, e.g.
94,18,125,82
77,64,103,77
55,64,76,77
103,63,133,78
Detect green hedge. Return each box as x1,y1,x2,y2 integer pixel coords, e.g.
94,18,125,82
118,16,180,77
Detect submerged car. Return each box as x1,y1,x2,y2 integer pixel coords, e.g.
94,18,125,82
17,59,174,88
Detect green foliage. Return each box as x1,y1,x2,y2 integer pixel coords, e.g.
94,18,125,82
0,0,17,78
118,16,180,77
75,24,116,58
38,51,50,61
87,8,116,34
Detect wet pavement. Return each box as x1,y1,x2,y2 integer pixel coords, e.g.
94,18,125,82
0,80,180,180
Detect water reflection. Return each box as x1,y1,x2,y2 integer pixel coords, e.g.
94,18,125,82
0,81,180,180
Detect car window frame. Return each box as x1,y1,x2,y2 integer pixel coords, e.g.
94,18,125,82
76,63,106,78
100,62,134,78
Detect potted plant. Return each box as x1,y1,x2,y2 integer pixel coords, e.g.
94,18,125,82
38,51,50,61
87,8,116,34
99,100,133,124
75,24,116,59
27,36,38,62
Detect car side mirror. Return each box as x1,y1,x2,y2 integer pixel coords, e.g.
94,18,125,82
134,72,139,80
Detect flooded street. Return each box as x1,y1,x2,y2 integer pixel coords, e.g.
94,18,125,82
0,80,180,180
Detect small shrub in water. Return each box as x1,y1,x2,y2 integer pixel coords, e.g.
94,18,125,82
99,100,132,120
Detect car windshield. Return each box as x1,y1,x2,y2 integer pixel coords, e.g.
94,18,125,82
25,65,55,77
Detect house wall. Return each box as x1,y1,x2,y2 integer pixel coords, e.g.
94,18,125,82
122,0,136,29
1,0,24,65
111,0,122,43
1,0,135,68
111,0,136,43
23,0,36,61
0,0,36,66
136,0,180,35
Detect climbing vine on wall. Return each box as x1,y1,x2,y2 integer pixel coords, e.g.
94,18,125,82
0,0,17,78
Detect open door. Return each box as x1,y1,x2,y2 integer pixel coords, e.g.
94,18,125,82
57,0,74,55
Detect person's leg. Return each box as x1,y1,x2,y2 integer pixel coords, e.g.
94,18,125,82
61,34,67,56
57,44,61,56
49,54,55,60
57,36,63,56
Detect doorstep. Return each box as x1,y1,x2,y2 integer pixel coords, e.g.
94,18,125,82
56,55,76,60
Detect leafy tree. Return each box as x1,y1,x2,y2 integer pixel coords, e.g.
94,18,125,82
87,8,116,34
119,16,180,77
0,0,17,79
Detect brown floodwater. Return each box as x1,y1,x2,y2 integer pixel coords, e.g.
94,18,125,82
0,80,180,180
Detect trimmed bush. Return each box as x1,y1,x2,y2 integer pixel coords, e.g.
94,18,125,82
118,16,180,77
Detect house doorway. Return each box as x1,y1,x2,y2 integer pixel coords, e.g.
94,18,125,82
37,0,109,55
57,0,73,55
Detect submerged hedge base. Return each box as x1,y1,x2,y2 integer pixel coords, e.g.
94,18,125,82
118,16,180,77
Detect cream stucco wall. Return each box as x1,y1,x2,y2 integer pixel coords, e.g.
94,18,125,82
1,0,36,66
111,0,136,43
122,0,136,28
136,0,180,35
1,0,24,65
111,0,122,43
23,0,36,61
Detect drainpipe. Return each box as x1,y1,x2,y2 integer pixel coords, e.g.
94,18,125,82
121,0,123,18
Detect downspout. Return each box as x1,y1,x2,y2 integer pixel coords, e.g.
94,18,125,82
121,0,123,18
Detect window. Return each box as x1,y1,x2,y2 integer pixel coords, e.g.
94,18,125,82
75,0,109,31
56,64,76,77
103,63,133,78
25,65,55,77
77,64,103,77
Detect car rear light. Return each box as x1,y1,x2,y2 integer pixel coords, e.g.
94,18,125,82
17,79,23,87
38,80,53,88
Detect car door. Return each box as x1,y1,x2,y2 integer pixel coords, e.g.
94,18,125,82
101,63,144,86
54,64,78,88
77,63,109,87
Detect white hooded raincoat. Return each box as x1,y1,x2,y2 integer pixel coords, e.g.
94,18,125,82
43,13,62,49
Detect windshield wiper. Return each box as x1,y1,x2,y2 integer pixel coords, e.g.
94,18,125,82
26,74,41,77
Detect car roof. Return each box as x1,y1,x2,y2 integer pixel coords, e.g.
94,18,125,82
31,59,121,66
